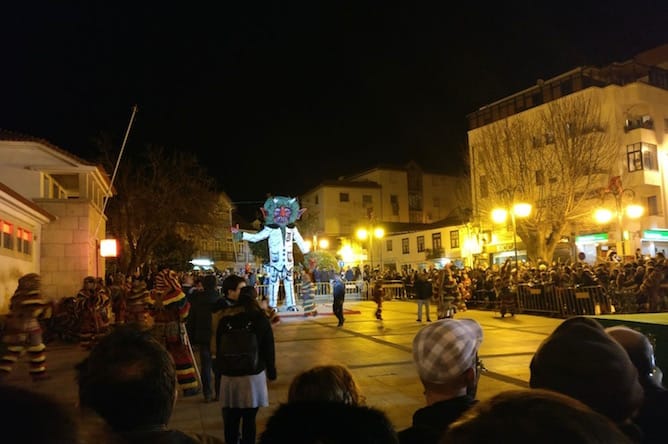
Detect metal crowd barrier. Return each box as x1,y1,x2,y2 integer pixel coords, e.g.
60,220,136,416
516,284,613,317
254,280,365,305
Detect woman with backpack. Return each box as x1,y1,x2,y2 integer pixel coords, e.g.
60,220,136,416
216,283,277,444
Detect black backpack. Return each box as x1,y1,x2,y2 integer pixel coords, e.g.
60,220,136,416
216,316,259,374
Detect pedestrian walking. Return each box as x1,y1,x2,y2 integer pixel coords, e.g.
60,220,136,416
372,279,384,320
332,274,346,327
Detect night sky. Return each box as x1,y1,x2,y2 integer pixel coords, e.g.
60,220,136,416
3,2,668,213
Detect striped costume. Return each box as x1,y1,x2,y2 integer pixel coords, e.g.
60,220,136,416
0,273,49,380
150,268,199,395
300,278,317,316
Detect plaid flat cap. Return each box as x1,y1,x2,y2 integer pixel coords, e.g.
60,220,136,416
412,318,483,384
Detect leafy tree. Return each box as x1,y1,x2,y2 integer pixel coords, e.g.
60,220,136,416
98,139,219,276
469,93,618,262
152,232,197,271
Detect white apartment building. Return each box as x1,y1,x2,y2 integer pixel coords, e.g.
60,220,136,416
467,44,668,265
0,130,114,311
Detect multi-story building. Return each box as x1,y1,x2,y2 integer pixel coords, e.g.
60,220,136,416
0,130,114,310
467,43,668,264
177,192,257,272
299,160,470,271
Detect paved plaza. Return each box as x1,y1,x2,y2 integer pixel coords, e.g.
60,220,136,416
4,299,566,441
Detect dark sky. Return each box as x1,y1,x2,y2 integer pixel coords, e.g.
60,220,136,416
3,2,668,213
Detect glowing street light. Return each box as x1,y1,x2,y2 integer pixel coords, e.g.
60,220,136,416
356,226,385,273
595,176,643,260
491,202,532,266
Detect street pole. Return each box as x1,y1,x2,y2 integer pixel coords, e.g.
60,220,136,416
511,211,519,266
616,196,625,259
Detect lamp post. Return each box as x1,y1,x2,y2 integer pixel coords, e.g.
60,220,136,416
356,226,385,274
594,176,643,260
491,202,532,266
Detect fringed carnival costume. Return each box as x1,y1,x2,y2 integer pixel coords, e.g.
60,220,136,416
150,267,200,396
0,273,49,381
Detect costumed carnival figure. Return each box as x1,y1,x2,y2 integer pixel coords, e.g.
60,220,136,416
0,273,49,381
150,265,200,396
232,196,310,312
77,276,111,350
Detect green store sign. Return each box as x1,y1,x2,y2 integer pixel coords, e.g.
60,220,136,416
575,233,609,243
643,229,668,240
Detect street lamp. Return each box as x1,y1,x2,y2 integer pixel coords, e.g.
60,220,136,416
594,176,643,260
491,202,532,266
356,226,385,274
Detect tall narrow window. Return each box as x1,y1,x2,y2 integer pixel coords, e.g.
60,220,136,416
386,239,393,252
627,143,643,172
648,195,659,216
480,175,489,198
432,232,442,251
339,193,349,202
417,236,425,252
642,143,658,171
2,221,14,250
535,170,545,186
402,238,409,254
391,195,399,216
450,230,460,248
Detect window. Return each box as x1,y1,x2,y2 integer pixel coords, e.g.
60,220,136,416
432,232,442,250
450,230,460,248
479,175,489,199
390,195,399,216
627,143,643,172
386,239,393,252
648,195,659,216
315,195,319,205
433,197,440,207
664,118,668,133
535,170,545,186
417,236,425,252
362,195,372,206
2,221,14,250
532,136,543,148
643,143,658,171
17,228,32,255
402,238,409,254
339,192,349,202
545,132,555,144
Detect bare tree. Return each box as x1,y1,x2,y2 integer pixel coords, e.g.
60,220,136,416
101,143,219,275
470,93,618,262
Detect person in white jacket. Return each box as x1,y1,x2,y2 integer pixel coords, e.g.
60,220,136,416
233,196,310,311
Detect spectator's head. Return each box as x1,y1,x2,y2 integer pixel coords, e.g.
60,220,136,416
221,274,247,301
202,274,218,292
530,316,643,423
75,324,177,432
0,385,79,443
238,285,262,311
605,325,662,390
288,364,365,405
412,318,483,399
442,389,633,444
258,401,399,444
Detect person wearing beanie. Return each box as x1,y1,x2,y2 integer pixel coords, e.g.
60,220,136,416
606,325,668,444
529,316,643,441
398,318,484,444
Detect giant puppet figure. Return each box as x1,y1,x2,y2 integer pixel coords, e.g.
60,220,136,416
233,196,310,311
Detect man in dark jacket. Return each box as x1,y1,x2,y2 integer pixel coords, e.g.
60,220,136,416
186,274,223,402
399,318,484,444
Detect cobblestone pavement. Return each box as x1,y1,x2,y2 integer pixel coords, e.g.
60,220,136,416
4,300,564,442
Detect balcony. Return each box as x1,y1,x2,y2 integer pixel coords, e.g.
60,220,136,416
425,248,445,260
624,117,654,132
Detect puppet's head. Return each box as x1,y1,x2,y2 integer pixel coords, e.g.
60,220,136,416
261,196,306,226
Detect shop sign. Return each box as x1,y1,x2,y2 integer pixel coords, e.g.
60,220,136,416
643,229,668,240
575,233,608,243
